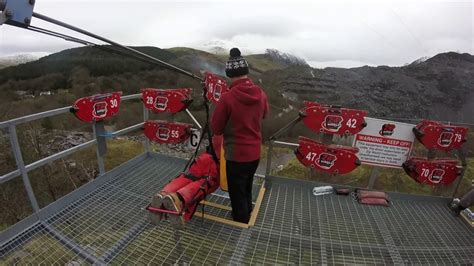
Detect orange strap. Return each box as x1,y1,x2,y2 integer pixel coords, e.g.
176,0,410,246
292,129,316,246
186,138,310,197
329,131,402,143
219,144,228,191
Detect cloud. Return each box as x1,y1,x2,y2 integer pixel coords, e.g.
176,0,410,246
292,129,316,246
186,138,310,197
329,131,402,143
0,0,472,68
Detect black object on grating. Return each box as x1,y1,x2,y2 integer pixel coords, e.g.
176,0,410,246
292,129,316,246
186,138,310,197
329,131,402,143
1,153,473,265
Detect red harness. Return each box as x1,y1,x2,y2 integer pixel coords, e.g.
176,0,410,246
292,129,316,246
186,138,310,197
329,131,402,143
413,120,468,151
71,92,122,123
295,136,361,175
301,101,367,136
403,157,461,185
142,88,192,114
144,120,193,144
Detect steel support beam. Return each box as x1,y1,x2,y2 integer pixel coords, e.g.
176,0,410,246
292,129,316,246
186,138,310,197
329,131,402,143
93,122,106,176
143,105,150,153
8,125,39,212
42,222,105,265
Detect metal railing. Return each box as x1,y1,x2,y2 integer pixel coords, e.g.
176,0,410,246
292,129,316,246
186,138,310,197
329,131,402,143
0,93,147,213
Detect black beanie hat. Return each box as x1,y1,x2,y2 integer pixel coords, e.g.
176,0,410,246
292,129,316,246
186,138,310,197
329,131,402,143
225,48,249,78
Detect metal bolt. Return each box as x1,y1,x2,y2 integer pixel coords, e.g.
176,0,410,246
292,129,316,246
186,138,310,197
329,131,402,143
24,17,30,24
29,0,35,5
5,9,12,18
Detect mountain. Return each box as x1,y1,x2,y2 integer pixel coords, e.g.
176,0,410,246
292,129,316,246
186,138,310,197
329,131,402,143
0,53,49,69
260,52,474,123
0,47,472,125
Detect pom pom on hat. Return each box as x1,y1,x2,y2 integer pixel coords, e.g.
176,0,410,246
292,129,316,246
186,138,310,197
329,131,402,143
229,48,241,58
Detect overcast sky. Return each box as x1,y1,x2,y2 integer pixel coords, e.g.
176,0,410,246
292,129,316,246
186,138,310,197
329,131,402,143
0,0,472,68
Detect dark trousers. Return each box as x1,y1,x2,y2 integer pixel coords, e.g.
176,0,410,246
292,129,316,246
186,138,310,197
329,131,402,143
226,160,259,223
460,189,474,209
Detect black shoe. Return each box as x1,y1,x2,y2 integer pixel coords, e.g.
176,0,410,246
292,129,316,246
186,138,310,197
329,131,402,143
448,199,462,217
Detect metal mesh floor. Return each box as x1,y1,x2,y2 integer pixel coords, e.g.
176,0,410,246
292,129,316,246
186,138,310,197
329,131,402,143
1,154,473,265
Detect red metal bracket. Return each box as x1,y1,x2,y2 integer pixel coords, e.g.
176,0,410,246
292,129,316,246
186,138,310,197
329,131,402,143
142,88,192,114
413,120,468,151
301,101,367,136
204,72,230,104
295,136,361,175
144,120,193,144
402,157,461,185
71,91,122,123
146,205,181,216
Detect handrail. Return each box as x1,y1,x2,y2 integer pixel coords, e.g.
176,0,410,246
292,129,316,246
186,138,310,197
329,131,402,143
25,139,97,175
0,169,21,184
0,121,146,184
0,106,71,129
113,122,144,136
0,93,141,129
0,93,144,185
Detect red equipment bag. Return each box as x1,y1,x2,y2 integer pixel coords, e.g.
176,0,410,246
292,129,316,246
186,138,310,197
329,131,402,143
356,190,390,201
144,120,193,144
301,101,368,136
295,136,361,175
413,120,468,151
359,198,390,207
402,157,461,185
71,92,122,123
142,88,192,113
355,189,390,206
204,72,230,104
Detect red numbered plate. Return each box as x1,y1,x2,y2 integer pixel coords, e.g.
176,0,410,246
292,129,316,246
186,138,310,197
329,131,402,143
295,136,361,175
413,120,468,151
71,92,122,123
402,157,461,185
142,88,192,114
301,101,367,136
204,72,229,104
144,120,193,144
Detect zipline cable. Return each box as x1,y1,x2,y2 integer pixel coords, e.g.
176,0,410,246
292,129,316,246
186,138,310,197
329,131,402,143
26,25,189,73
32,12,203,81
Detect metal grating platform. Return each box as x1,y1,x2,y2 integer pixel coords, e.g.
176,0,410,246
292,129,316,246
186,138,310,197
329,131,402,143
1,153,473,265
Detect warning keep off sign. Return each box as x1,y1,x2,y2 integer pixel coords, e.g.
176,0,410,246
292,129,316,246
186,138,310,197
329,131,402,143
353,118,415,168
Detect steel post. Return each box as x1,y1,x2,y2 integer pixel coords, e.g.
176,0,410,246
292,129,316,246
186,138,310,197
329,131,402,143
367,167,380,189
451,148,468,199
93,122,106,175
143,105,151,154
8,125,39,212
265,141,274,178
